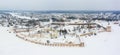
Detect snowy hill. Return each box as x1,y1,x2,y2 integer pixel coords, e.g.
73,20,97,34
0,22,120,55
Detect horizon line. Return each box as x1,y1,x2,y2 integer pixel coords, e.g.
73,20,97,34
0,9,120,11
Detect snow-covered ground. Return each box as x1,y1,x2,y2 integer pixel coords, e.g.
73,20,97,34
10,13,38,20
0,22,120,55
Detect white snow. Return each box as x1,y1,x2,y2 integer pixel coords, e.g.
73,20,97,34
10,13,38,20
0,22,120,55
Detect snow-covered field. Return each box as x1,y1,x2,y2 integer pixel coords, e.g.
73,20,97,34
0,22,120,55
10,13,38,20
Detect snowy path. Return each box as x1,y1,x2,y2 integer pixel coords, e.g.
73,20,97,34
0,24,120,55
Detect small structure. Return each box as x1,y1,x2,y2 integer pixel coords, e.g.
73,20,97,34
106,26,111,32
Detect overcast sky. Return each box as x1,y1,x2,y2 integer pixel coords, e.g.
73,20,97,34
0,0,120,10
